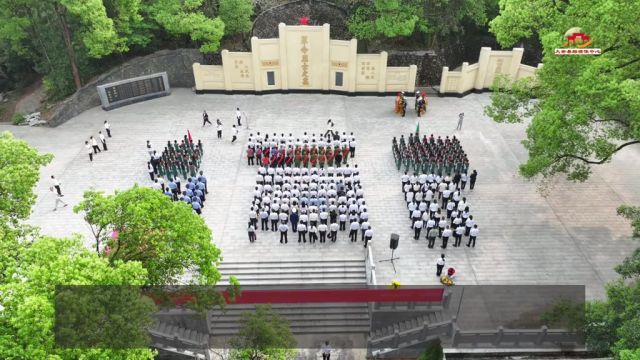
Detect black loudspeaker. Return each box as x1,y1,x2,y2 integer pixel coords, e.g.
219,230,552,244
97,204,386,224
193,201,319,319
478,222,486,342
389,233,399,250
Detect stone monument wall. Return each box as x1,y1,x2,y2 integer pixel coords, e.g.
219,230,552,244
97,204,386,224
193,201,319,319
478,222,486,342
46,49,202,127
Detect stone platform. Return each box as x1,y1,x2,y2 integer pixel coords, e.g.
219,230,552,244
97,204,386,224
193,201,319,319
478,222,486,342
3,88,638,300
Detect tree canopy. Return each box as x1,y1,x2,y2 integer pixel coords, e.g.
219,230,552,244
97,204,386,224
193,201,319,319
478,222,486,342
74,186,222,286
229,305,297,360
0,131,52,226
219,0,254,36
0,235,156,359
485,0,640,182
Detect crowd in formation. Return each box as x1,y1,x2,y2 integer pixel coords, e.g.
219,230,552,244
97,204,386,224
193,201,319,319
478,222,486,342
402,170,479,249
247,165,373,247
245,128,357,168
145,133,208,214
392,133,469,175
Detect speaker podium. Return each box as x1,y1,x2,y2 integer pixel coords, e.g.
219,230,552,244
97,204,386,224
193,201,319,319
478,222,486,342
379,233,400,273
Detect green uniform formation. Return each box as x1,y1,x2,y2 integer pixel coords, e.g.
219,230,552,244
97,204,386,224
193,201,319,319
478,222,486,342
392,133,469,175
153,135,203,179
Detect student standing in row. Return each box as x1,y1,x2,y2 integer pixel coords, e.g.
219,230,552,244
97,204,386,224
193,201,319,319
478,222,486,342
99,131,108,151
248,222,256,242
436,254,446,276
104,120,112,137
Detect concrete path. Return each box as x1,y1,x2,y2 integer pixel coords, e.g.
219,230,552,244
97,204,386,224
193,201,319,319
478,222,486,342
2,88,638,300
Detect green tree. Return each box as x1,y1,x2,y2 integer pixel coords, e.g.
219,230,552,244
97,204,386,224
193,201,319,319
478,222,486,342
348,0,425,41
229,305,297,360
615,205,640,279
218,0,253,36
485,0,640,182
74,186,222,285
0,235,156,359
0,131,53,226
148,0,225,53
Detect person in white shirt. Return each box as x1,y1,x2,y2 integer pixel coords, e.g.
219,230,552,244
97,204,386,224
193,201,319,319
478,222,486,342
308,225,318,243
104,120,111,137
297,223,307,243
349,138,356,157
454,225,465,247
436,254,446,276
364,227,373,248
50,186,68,211
321,341,332,360
401,171,410,191
441,226,452,249
465,215,475,236
413,219,423,240
50,175,63,196
318,223,328,243
216,119,223,139
329,222,339,242
98,131,108,151
232,125,239,144
467,224,479,247
411,209,422,228
90,136,101,154
349,221,360,242
235,107,242,126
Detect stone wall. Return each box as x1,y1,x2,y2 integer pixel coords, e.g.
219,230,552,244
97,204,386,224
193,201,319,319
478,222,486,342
46,49,203,127
387,50,446,88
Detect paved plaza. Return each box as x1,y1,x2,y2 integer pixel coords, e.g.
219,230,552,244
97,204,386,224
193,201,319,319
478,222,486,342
3,88,638,300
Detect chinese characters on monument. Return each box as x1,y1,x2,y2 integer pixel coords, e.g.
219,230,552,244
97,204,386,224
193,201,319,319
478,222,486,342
301,36,310,86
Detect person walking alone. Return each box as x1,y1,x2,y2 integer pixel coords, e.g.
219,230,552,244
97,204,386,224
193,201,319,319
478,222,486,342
232,125,238,144
436,254,446,276
50,187,68,211
216,119,222,139
469,170,478,190
50,175,63,196
202,110,212,127
236,107,243,126
456,113,464,130
321,341,332,360
99,131,108,151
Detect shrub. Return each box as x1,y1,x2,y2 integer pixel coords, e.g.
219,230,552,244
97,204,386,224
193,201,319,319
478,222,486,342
12,112,26,125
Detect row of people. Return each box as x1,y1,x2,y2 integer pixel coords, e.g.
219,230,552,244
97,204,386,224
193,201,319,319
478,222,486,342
146,135,203,180
83,121,112,161
402,173,480,248
248,130,355,150
247,166,374,247
393,133,469,174
149,172,209,215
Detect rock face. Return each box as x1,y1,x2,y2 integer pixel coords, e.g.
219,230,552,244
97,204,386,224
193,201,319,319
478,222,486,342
252,0,350,40
46,49,203,127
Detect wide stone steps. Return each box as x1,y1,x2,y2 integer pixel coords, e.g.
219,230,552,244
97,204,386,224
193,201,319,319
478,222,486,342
149,321,209,346
371,311,444,339
209,303,370,336
217,259,366,285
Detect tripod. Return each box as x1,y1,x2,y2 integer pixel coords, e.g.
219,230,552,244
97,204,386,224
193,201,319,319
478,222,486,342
379,248,400,273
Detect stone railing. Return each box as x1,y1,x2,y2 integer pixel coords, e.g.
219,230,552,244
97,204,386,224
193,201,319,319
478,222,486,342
372,290,451,312
370,318,454,353
451,324,583,349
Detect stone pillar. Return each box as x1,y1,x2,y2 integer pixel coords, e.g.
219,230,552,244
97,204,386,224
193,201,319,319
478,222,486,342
348,38,358,93
474,47,492,90
460,62,469,93
192,63,203,91
494,326,504,346
408,65,417,93
278,23,289,90
321,23,331,91
251,37,262,92
439,66,449,94
378,51,388,93
536,326,548,345
508,48,524,80
221,50,233,91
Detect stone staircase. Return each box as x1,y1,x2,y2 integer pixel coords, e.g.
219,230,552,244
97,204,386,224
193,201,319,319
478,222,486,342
216,259,367,285
209,302,370,336
370,311,446,340
150,321,209,359
210,258,370,337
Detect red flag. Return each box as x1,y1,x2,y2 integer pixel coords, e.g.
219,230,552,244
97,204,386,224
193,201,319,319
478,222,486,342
187,130,193,143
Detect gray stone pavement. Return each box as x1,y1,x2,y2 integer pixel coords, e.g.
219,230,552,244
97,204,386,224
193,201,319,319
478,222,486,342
3,88,639,300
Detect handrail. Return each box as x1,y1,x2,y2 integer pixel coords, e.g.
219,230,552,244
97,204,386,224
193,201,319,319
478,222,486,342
365,244,377,286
